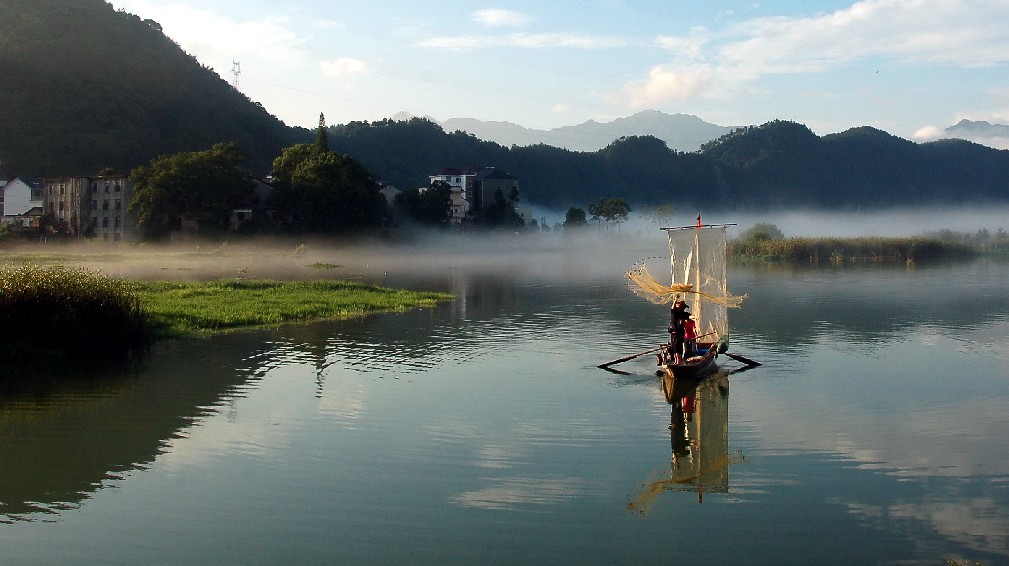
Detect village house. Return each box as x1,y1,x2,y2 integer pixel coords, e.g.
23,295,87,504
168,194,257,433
1,177,45,230
428,166,524,226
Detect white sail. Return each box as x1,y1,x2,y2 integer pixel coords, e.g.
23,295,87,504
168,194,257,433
666,224,734,348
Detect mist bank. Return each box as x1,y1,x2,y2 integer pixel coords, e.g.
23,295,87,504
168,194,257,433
522,205,1009,240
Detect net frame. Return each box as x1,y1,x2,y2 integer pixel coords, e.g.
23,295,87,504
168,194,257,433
625,223,745,348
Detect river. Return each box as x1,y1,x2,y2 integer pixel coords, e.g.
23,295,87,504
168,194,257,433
1,238,1007,564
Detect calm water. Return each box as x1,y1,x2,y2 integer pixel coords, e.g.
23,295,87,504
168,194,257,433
2,243,1008,565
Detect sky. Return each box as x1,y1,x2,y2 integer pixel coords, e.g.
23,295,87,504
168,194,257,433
109,0,1009,142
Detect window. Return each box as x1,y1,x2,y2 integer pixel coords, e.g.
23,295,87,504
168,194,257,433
102,217,109,227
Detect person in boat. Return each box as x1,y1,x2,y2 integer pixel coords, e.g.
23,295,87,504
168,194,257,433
667,299,691,365
683,313,698,359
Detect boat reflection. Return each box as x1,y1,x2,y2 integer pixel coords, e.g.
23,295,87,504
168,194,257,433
629,371,741,515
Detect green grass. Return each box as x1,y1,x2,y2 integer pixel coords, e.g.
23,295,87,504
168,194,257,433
1,264,454,362
129,278,452,338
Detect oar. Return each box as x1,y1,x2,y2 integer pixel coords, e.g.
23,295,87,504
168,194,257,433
724,352,761,367
597,346,663,369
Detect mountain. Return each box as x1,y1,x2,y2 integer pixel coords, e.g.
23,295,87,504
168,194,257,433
331,118,1009,211
945,119,1009,150
435,110,734,152
0,0,309,177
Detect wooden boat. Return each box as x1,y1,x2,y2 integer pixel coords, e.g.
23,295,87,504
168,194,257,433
626,217,745,381
656,341,720,381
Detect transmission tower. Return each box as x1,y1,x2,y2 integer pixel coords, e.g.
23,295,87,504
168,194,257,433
231,61,241,90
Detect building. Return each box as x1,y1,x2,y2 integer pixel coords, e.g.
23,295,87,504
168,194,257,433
379,184,402,207
42,175,138,241
1,177,44,227
472,168,518,211
428,166,521,225
428,168,475,225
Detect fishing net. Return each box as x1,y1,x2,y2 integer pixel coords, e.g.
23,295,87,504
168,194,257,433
625,225,746,345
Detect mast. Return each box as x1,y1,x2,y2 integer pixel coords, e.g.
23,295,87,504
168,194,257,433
694,218,702,331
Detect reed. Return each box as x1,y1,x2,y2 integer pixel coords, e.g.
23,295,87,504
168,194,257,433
0,264,148,359
728,236,976,263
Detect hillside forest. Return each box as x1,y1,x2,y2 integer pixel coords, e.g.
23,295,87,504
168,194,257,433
1,0,1008,232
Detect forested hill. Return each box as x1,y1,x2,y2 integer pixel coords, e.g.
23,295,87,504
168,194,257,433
3,0,1006,211
0,0,309,176
330,118,1009,210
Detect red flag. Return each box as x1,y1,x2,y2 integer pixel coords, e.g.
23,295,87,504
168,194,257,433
696,214,702,228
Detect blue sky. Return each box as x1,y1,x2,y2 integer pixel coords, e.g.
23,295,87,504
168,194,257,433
111,1,1009,142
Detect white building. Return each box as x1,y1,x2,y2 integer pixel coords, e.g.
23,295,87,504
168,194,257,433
429,168,474,225
1,177,44,227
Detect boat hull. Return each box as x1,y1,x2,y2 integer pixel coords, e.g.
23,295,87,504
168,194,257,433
657,342,719,381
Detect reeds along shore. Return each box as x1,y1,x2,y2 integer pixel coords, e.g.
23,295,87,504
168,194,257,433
0,264,149,360
728,236,983,263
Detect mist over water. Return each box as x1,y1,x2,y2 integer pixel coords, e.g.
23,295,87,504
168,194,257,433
527,205,1009,239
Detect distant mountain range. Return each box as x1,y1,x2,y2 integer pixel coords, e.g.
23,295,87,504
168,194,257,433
393,110,734,152
397,111,1009,154
944,120,1009,150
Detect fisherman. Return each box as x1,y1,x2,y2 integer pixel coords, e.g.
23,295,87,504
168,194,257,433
683,313,698,359
668,299,691,365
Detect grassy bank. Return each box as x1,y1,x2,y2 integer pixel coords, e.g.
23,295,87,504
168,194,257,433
728,236,978,263
129,278,452,338
1,264,452,360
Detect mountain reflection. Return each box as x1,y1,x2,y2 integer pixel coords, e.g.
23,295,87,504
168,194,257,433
629,372,739,515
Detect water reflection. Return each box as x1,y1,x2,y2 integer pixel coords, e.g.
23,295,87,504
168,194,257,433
0,334,274,522
629,372,740,515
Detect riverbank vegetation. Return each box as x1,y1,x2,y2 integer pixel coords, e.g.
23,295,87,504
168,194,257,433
129,278,451,338
728,224,1006,263
1,264,148,360
1,264,452,361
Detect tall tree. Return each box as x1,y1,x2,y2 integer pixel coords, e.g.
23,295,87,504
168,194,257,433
316,113,329,152
395,181,453,226
564,207,587,227
269,142,386,233
588,197,631,232
129,142,253,239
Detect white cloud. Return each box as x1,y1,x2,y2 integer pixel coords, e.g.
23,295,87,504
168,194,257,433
618,0,1009,108
419,32,627,50
911,125,943,141
114,1,310,72
320,57,368,79
623,64,715,109
472,9,532,27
